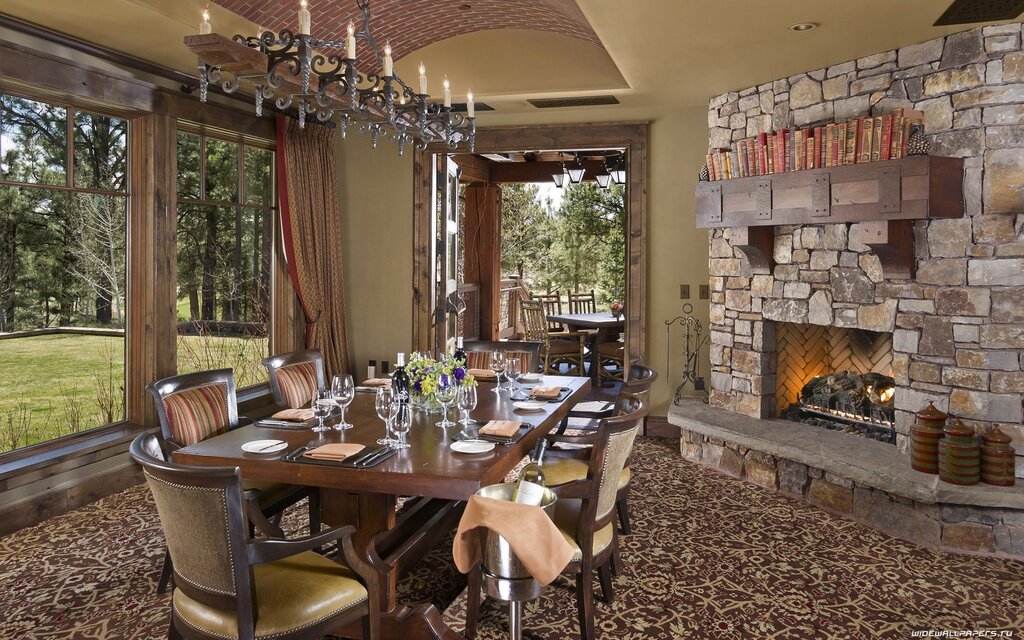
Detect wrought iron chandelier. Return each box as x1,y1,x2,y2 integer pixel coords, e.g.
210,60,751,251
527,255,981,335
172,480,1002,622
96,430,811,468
188,0,476,154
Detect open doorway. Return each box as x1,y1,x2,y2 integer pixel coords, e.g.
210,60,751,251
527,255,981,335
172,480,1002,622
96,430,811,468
412,123,647,378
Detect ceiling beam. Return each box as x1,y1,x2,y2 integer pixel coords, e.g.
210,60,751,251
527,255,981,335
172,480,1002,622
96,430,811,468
488,159,609,184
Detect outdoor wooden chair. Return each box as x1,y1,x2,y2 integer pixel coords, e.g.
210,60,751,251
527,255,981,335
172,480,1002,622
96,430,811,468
520,299,586,376
466,395,646,640
146,369,320,593
130,433,378,640
532,292,565,332
262,349,326,409
567,290,598,314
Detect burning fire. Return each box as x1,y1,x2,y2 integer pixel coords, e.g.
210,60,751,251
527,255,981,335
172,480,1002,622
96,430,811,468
879,386,894,403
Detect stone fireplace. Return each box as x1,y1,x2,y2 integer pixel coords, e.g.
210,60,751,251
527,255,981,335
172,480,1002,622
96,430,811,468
670,23,1024,558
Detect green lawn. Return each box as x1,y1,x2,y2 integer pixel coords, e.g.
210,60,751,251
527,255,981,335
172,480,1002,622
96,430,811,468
0,333,267,453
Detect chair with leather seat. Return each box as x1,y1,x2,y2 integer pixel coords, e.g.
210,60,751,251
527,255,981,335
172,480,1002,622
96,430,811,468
130,433,378,640
462,339,542,374
465,395,646,640
146,369,319,593
520,299,586,376
552,366,658,537
261,349,326,410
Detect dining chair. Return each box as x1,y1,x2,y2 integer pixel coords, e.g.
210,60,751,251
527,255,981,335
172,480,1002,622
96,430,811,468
129,433,379,640
532,292,565,332
520,299,586,376
462,339,542,374
567,290,597,314
465,395,646,640
262,349,326,409
146,369,319,593
595,340,626,384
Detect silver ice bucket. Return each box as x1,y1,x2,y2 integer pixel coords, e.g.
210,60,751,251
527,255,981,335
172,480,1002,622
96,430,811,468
474,482,557,581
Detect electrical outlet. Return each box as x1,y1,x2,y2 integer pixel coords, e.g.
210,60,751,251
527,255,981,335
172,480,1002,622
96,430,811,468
680,284,690,299
699,285,709,299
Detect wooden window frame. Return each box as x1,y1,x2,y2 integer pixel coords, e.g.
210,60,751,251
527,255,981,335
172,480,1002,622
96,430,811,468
412,122,648,367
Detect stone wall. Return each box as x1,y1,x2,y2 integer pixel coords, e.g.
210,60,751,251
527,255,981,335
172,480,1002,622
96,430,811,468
705,23,1024,474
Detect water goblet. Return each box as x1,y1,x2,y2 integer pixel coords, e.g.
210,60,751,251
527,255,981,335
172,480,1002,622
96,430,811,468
311,389,333,433
331,374,355,431
457,384,477,426
506,358,522,397
375,387,398,446
434,383,458,428
391,402,411,449
489,350,507,394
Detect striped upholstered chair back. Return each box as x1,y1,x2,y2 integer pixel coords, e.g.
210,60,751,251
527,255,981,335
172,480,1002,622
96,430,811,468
147,369,240,450
462,340,542,374
262,349,326,409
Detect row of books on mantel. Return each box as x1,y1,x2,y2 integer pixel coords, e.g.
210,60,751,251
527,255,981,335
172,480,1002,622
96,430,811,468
706,108,925,181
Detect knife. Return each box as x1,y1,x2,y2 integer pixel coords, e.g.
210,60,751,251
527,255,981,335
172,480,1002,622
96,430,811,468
355,447,395,467
347,446,386,466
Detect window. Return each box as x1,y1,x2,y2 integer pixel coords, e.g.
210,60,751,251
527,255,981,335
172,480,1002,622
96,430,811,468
175,131,274,389
0,93,128,453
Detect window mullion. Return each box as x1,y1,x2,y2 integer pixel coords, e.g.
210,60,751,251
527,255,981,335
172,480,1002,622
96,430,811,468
66,107,74,188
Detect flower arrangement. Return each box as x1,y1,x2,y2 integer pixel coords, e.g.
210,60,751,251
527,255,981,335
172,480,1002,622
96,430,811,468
406,352,476,398
610,300,624,318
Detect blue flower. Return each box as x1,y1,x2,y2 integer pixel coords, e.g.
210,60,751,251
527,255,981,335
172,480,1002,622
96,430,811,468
440,373,450,389
454,367,466,382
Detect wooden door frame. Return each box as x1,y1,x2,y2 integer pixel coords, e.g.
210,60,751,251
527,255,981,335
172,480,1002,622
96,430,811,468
412,122,649,367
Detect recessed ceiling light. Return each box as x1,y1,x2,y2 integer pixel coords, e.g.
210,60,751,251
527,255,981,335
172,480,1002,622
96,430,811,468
789,22,818,31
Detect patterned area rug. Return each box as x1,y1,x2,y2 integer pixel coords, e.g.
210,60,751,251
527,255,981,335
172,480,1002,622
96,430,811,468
1,438,1022,640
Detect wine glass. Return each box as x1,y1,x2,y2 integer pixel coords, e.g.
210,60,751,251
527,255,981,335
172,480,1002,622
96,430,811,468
311,389,333,433
489,350,507,394
375,387,398,446
331,374,355,431
506,358,522,398
434,381,458,428
391,402,411,449
457,384,477,426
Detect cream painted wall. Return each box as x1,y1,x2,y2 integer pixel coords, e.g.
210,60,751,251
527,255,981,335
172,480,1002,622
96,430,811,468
335,105,709,415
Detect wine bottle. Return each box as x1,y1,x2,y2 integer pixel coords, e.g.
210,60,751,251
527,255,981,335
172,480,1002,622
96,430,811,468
513,438,548,506
381,360,390,375
453,336,467,364
367,359,377,380
392,353,410,406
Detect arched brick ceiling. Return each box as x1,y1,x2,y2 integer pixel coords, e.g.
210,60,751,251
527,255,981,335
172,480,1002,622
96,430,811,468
211,0,602,60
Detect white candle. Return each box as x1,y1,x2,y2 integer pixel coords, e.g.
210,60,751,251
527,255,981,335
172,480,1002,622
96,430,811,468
383,41,393,76
199,7,212,35
346,20,356,59
418,62,427,95
443,75,451,108
298,0,311,35
467,90,474,117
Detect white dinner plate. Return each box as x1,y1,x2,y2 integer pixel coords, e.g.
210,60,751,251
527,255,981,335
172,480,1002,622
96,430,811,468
450,440,496,454
519,373,543,382
241,439,288,454
513,401,547,412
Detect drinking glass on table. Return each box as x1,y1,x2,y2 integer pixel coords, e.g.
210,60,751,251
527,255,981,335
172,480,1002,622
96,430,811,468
506,358,522,397
434,382,458,428
457,384,477,426
391,402,411,449
331,374,355,431
311,389,334,433
375,387,398,446
489,350,507,394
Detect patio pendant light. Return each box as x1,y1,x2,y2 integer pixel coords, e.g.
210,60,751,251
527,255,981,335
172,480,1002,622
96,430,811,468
596,173,612,188
552,162,567,188
567,154,585,184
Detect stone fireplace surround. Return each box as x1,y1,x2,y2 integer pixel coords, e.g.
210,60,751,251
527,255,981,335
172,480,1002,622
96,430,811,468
670,23,1024,558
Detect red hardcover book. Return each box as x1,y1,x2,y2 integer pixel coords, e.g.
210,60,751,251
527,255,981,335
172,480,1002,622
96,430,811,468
813,126,823,169
880,114,894,161
746,139,756,177
758,132,768,175
776,129,788,174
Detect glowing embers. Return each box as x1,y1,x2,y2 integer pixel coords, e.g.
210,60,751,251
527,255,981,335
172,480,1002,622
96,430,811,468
781,371,896,444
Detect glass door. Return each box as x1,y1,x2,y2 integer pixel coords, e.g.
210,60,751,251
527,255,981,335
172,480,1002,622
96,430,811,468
430,153,461,356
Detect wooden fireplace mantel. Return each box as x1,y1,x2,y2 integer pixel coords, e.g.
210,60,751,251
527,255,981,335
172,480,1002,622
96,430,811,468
693,155,964,279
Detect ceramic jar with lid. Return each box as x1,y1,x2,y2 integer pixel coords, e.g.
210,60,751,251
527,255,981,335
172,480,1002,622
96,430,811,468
981,426,1016,487
938,418,980,486
911,402,947,474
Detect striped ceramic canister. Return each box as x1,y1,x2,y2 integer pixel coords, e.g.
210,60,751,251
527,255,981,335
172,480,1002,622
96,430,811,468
981,426,1016,487
910,402,947,474
938,419,980,486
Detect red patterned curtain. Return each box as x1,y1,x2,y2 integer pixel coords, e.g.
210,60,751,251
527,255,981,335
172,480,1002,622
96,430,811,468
275,114,350,375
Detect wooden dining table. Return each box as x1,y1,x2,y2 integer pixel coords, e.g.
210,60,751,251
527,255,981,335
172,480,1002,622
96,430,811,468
172,374,591,640
546,311,624,384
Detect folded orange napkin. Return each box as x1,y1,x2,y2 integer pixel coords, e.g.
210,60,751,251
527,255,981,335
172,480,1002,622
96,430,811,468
362,378,392,387
303,443,365,461
468,368,496,380
272,408,315,421
453,495,574,586
530,386,562,399
480,420,521,438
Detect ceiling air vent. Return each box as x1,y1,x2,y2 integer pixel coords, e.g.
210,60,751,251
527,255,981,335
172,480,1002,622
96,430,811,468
934,0,1024,25
528,95,619,109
